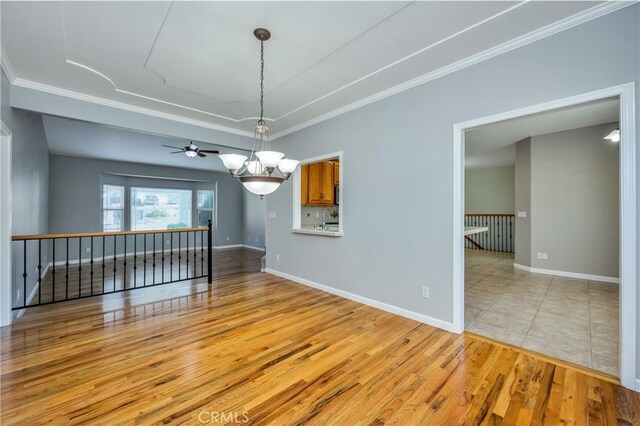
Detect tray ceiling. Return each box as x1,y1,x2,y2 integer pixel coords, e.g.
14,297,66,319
1,1,620,137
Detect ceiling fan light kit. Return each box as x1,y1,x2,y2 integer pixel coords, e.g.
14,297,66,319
218,28,299,197
163,142,219,158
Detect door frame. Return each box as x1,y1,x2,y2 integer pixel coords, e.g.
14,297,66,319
0,121,12,326
452,83,637,389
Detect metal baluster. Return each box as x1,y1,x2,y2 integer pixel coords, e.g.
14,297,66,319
133,235,137,288
193,231,197,277
113,235,117,292
37,239,42,305
123,235,127,290
66,238,70,300
22,241,26,307
201,230,204,277
178,231,182,280
101,236,105,295
161,232,165,283
186,231,189,279
90,236,94,295
78,237,82,297
143,234,147,286
170,233,173,282
52,239,56,302
153,233,156,285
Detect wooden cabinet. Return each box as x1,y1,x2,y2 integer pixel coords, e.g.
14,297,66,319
333,163,340,186
301,161,336,206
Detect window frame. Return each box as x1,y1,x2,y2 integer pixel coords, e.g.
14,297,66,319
102,184,125,232
197,189,215,229
130,186,193,231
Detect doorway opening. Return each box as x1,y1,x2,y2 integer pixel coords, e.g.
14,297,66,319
452,84,636,389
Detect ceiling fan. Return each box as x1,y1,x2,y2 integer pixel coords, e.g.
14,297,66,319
162,142,219,158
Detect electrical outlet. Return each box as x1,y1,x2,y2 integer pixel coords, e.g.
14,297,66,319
422,287,429,298
537,252,548,260
276,254,280,261
268,212,276,219
518,211,527,218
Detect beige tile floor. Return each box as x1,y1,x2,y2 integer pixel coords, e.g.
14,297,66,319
464,249,619,376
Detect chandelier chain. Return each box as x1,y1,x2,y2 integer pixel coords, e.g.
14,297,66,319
259,40,264,124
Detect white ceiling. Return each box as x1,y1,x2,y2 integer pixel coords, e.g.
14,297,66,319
1,1,619,138
465,97,619,169
43,115,240,172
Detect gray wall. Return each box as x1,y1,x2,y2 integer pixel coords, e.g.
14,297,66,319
529,123,619,277
265,7,638,345
2,69,50,307
465,166,515,214
242,190,266,249
515,138,532,267
49,155,251,254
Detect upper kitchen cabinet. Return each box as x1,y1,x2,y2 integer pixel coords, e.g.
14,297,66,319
301,159,338,206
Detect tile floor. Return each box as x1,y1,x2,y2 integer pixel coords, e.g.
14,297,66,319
464,249,619,376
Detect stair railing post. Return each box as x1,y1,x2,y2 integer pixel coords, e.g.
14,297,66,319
207,220,213,284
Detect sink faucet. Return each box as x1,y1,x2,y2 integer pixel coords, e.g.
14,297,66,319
322,208,331,231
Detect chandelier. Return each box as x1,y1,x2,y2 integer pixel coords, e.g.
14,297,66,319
219,28,299,197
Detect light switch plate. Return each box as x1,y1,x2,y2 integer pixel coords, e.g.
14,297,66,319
518,211,527,218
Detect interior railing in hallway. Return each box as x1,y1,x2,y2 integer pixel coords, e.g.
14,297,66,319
465,214,514,253
11,221,213,310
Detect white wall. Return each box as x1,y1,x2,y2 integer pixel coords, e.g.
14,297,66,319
465,166,515,214
265,6,639,372
529,122,619,278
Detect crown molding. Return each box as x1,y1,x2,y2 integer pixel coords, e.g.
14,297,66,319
0,48,16,83
3,0,634,141
270,0,635,139
11,78,254,138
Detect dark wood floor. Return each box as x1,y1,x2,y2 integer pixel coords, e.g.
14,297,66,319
2,248,639,425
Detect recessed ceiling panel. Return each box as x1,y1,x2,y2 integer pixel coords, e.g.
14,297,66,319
145,1,408,104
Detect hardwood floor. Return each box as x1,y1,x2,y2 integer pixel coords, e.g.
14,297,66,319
2,248,639,425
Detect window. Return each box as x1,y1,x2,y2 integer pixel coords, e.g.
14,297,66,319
197,190,214,227
102,185,125,232
131,187,192,230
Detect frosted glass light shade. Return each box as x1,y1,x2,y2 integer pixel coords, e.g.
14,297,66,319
255,151,284,168
604,129,620,143
239,176,285,196
185,150,198,158
219,154,248,171
246,160,264,175
278,159,299,174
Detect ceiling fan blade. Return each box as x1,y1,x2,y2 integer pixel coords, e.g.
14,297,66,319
197,152,207,157
162,145,184,150
169,151,183,154
198,150,220,154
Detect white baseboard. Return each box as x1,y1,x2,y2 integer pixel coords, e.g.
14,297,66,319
264,268,455,333
215,244,265,252
635,379,640,392
242,244,266,252
13,263,48,318
513,263,619,284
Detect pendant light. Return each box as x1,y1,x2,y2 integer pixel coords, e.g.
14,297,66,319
219,28,299,197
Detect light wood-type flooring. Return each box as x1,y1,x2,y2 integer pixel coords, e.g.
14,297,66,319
2,248,639,425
